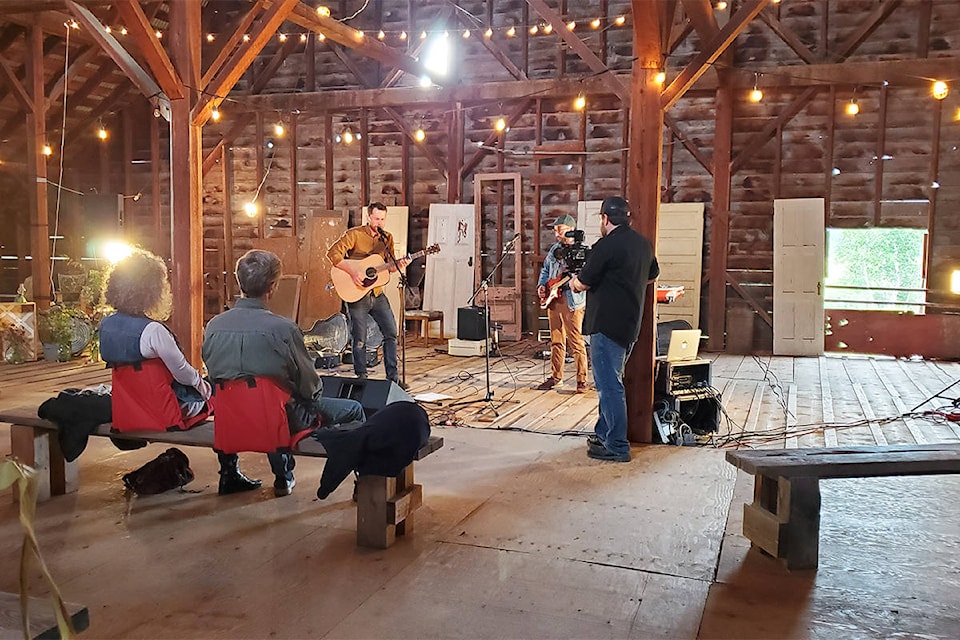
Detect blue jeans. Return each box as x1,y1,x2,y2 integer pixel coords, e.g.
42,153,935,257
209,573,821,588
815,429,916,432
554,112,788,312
347,292,398,381
270,396,366,481
589,332,634,457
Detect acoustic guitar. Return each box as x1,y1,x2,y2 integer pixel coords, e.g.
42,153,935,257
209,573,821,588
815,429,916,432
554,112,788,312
330,244,440,303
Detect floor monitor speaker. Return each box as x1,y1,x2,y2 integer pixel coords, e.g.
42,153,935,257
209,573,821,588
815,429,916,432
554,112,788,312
319,375,413,416
457,306,486,341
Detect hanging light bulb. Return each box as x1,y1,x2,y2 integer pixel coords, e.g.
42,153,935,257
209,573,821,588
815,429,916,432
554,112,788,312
543,23,553,34
104,25,112,33
155,30,162,39
463,29,471,39
377,30,385,40
494,117,507,132
400,30,407,40
206,33,215,42
529,24,539,35
484,28,493,38
420,30,427,40
749,73,763,102
300,33,307,42
242,34,250,42
716,1,729,9
278,33,287,42
567,20,576,31
316,6,331,17
317,32,326,41
342,127,354,144
506,25,517,37
42,144,53,156
414,127,426,142
211,106,221,122
274,121,285,136
120,26,128,35
574,93,586,111
655,70,666,85
590,18,601,29
615,15,626,26
244,201,258,217
97,123,108,140
846,97,860,116
933,80,949,100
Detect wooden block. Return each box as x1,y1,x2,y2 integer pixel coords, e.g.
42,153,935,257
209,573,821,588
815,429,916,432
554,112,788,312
387,484,423,525
0,591,90,639
743,502,784,557
48,434,79,496
10,426,51,503
780,476,821,570
356,474,396,549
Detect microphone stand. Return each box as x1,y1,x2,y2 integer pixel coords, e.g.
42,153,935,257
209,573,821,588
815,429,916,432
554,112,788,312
380,229,408,388
450,234,520,417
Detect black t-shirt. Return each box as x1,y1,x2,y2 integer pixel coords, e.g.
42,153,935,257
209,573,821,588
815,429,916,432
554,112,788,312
578,224,659,349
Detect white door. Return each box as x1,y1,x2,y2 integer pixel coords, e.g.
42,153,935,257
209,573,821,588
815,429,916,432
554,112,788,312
423,204,475,338
773,198,825,356
577,200,603,246
363,206,408,330
658,203,704,328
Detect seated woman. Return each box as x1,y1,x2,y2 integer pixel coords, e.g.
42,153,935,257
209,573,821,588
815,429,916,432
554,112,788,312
99,249,261,495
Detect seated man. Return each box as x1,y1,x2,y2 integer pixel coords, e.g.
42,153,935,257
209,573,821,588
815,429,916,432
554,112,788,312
203,250,365,497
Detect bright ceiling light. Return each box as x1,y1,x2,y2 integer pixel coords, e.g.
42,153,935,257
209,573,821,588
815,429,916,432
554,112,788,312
423,33,451,77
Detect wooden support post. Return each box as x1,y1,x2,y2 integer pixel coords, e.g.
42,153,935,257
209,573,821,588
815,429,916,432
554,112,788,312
289,111,298,234
222,145,235,303
10,426,52,502
25,25,51,309
168,1,204,365
743,474,821,570
624,12,662,444
708,77,734,352
256,112,265,239
324,113,334,211
360,108,369,206
355,463,421,548
150,111,164,257
447,101,463,203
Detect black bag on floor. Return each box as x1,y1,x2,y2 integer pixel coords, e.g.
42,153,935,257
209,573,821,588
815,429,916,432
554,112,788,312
122,447,195,495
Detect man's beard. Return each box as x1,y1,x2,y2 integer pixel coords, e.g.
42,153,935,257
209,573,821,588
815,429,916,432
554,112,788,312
600,223,608,237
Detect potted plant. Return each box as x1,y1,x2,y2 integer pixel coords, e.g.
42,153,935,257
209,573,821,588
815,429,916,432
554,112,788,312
0,319,29,364
58,259,86,304
39,306,75,362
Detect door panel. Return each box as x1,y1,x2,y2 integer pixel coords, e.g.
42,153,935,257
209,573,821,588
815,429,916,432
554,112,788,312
774,198,825,356
423,204,475,338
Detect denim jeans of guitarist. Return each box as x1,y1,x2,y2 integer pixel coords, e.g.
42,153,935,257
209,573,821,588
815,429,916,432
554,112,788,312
347,291,399,382
589,332,634,457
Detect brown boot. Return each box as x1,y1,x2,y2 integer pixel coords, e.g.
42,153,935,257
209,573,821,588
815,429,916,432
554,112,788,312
536,377,561,390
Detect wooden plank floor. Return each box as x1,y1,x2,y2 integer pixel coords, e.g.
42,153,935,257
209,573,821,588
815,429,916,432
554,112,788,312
1,341,959,638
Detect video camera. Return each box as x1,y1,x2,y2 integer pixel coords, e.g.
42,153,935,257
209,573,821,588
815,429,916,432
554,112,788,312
555,229,590,273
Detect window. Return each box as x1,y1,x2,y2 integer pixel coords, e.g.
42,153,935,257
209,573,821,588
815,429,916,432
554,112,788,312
824,228,926,313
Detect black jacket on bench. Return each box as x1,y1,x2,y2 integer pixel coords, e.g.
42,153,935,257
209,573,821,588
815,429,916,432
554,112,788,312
313,401,430,499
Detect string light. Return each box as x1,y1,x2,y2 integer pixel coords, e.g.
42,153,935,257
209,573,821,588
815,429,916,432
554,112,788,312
567,21,576,31
400,30,407,40
574,93,586,111
529,25,539,35
506,25,516,37
614,15,626,26
120,26,128,35
655,71,666,84
494,117,507,132
242,34,250,42
211,106,221,122
42,144,53,156
414,123,426,142
155,30,162,39
300,33,307,42
97,120,108,140
590,18,601,29
484,28,493,38
274,121,285,137
933,80,949,100
278,33,287,42
543,23,553,34
420,30,427,40
206,33,215,42
243,202,258,217
846,96,860,116
317,33,326,41
104,26,111,34
463,29,471,39
716,1,729,9
316,6,331,17
377,30,385,40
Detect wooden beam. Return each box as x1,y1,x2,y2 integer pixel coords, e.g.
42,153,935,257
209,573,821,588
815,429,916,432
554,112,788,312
527,0,630,104
150,111,163,257
26,25,51,309
661,0,769,110
193,0,299,127
324,112,334,210
248,34,298,94
360,108,369,206
727,271,773,327
680,0,720,42
382,106,448,177
45,44,99,109
454,9,527,81
0,53,34,113
113,0,184,100
447,101,463,202
707,77,734,352
65,1,171,118
203,117,249,177
873,84,888,226
4,11,97,46
708,57,960,90
222,145,235,300
659,0,680,54
200,2,262,91
918,0,932,58
663,112,712,176
730,86,819,174
289,111,298,234
758,10,817,64
461,99,535,178
168,0,204,365
833,0,903,62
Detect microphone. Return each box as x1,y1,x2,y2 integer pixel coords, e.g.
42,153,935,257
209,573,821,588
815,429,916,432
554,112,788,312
504,234,519,252
376,227,388,241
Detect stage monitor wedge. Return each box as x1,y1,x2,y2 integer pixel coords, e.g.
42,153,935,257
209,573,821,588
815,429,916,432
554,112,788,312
319,376,413,416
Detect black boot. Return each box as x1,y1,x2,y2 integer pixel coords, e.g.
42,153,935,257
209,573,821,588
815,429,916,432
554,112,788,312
217,452,261,495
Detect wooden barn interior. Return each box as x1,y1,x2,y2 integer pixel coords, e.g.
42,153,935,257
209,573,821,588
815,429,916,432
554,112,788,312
1,0,960,638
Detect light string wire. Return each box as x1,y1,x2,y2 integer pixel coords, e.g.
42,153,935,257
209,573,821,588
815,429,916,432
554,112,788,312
50,23,71,298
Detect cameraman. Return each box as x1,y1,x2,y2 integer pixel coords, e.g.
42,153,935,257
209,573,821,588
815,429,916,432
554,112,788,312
536,214,588,393
570,197,659,463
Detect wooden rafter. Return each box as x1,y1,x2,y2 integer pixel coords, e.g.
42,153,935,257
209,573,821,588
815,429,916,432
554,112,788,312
758,10,817,64
193,0,299,127
659,0,680,54
663,113,712,175
0,53,34,112
661,0,770,111
202,117,248,177
0,35,59,111
680,0,719,42
378,4,453,88
461,99,535,177
45,44,98,108
668,21,694,55
697,57,960,89
200,2,262,90
730,86,819,173
526,0,630,104
4,11,97,46
248,35,298,94
66,0,171,118
113,0,184,100
828,0,903,63
453,9,527,81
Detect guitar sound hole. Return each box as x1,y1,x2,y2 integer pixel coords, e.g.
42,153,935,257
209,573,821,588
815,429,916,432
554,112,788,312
364,268,377,279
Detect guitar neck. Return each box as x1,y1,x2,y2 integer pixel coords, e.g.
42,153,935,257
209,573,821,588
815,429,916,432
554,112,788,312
369,249,427,274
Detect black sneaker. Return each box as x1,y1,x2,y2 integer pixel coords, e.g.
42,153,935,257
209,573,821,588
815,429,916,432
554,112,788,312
273,476,296,497
587,434,602,448
587,447,630,463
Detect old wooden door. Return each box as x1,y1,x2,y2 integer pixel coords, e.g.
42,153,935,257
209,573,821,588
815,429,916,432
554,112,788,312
423,203,475,339
773,198,825,356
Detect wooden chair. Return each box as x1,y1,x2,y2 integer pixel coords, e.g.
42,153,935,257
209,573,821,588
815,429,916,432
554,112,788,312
405,310,443,346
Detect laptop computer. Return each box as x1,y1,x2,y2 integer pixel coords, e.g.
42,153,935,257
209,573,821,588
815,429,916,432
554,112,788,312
665,329,702,363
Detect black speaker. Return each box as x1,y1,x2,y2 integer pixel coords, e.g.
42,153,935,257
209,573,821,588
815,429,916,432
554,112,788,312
457,306,487,341
319,375,413,416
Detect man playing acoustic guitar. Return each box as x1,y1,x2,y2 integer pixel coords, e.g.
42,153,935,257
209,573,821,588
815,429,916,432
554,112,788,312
328,202,410,383
536,214,588,393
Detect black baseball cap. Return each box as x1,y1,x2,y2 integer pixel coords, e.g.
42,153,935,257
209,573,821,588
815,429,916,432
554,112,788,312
600,196,630,223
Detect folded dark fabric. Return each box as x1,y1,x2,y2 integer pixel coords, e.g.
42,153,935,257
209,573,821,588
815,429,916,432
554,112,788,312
38,388,113,462
314,401,430,499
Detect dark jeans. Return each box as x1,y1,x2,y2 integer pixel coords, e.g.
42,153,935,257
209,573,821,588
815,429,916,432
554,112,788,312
347,291,398,381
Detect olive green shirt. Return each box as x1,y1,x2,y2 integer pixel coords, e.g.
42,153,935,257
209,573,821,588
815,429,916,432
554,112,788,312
326,225,396,297
202,297,319,400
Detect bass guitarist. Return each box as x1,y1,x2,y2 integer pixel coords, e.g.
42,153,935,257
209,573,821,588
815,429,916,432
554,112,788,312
536,214,588,393
327,202,409,383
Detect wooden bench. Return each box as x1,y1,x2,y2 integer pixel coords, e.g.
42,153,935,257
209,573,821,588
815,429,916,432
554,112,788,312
0,406,443,549
725,444,960,570
405,310,443,346
0,591,89,639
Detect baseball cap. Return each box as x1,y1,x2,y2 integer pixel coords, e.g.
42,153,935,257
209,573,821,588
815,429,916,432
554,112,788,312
600,196,630,222
552,214,577,228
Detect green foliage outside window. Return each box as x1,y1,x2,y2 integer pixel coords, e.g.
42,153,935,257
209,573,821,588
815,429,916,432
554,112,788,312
824,228,925,312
